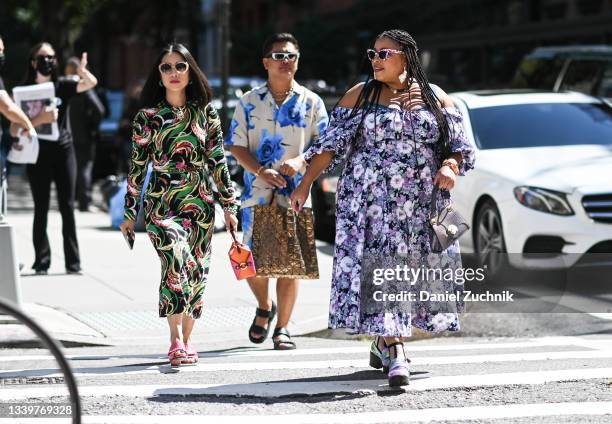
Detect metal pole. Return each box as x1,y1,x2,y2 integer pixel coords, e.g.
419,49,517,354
220,0,231,131
0,223,22,307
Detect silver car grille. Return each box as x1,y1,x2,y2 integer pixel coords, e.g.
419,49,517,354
582,193,612,224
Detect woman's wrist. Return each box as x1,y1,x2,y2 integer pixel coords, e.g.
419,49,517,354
223,204,239,215
78,68,94,82
31,115,43,127
441,159,460,176
254,165,266,176
300,173,315,187
123,211,137,222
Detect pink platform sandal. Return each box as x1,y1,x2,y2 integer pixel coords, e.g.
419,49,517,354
183,342,199,365
168,340,187,366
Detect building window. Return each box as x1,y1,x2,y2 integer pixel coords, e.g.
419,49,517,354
543,0,568,20
577,0,603,15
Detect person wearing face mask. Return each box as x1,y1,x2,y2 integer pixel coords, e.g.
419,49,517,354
0,35,36,221
10,42,98,275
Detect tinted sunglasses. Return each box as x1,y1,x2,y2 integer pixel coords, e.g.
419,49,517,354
267,52,300,61
159,61,189,74
366,48,404,61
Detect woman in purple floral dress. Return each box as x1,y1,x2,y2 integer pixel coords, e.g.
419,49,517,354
291,30,475,387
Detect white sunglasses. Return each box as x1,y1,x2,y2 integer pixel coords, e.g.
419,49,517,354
267,52,300,61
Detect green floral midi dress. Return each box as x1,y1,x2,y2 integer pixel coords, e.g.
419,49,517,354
124,101,239,318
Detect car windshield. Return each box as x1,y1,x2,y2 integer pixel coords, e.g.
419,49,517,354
470,102,612,149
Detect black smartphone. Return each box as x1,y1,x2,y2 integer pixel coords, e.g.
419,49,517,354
122,228,134,250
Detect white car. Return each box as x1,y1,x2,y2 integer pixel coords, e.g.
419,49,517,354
451,90,612,268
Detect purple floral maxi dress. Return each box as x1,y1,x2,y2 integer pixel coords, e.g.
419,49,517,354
304,105,475,337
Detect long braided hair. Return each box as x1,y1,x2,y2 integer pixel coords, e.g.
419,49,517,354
349,29,452,157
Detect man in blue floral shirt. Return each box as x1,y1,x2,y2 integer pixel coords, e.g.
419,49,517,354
225,33,328,350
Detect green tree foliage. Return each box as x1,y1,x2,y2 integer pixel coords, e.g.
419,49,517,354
5,0,106,54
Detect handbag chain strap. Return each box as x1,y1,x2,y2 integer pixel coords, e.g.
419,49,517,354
229,228,242,253
268,189,278,206
403,89,450,225
429,186,440,222
406,88,429,219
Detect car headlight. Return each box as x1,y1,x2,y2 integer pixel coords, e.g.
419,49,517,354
513,186,574,216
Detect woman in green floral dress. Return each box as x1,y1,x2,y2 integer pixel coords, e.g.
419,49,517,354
120,44,239,366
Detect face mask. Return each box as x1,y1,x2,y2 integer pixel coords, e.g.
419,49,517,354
0,53,5,72
36,55,56,76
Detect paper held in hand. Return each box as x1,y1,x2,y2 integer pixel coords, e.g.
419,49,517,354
12,81,59,141
7,133,39,164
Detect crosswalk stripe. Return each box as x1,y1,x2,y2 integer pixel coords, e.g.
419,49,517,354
1,367,611,400
2,347,612,379
0,335,608,363
589,313,612,321
4,401,611,424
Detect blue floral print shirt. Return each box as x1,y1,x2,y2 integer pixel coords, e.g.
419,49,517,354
224,81,329,209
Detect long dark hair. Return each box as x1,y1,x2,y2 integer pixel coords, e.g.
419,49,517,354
349,29,452,156
140,43,213,108
23,42,57,85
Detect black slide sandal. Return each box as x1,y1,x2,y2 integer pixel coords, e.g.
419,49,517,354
248,300,276,344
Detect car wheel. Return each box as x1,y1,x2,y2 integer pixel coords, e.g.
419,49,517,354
474,199,507,276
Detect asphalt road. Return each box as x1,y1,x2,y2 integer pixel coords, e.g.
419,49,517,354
1,313,612,423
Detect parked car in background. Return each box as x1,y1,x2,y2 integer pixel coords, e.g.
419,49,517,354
311,91,612,268
450,90,612,270
512,45,612,98
209,76,265,122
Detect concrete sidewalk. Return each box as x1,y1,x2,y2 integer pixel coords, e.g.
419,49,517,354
2,176,334,347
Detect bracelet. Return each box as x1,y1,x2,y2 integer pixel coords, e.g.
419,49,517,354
222,205,238,215
442,159,460,176
255,165,265,177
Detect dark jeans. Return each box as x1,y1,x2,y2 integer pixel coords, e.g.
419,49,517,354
75,144,95,211
26,142,80,271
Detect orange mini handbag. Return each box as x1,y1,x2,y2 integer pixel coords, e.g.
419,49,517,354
228,229,257,280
